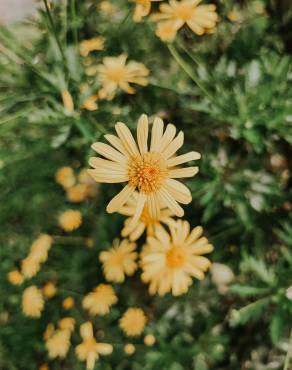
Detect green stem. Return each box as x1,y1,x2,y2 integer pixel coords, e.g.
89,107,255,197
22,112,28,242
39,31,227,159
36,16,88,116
70,0,78,46
284,328,292,370
74,118,92,142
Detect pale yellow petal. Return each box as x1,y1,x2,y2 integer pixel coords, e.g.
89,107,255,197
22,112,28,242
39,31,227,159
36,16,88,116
150,117,164,151
106,185,135,213
137,114,149,154
169,166,199,178
91,142,128,163
164,179,192,204
167,151,201,167
115,122,140,157
105,134,129,157
88,169,128,183
158,187,184,217
162,131,184,159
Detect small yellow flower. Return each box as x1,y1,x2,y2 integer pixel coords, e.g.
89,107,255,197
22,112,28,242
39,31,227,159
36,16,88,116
42,282,57,299
62,297,75,310
153,0,218,41
30,234,53,263
55,166,76,189
81,95,99,111
58,210,82,232
144,334,156,346
76,322,113,370
44,323,55,340
97,54,149,100
99,239,138,283
46,329,71,359
132,0,163,22
7,270,24,285
119,192,175,241
227,8,243,22
85,238,94,248
124,343,135,355
39,364,49,370
83,284,118,316
141,220,214,296
58,317,75,332
21,257,40,278
22,286,44,318
98,1,116,15
61,89,74,113
80,37,105,57
119,308,147,336
155,20,178,42
66,184,89,203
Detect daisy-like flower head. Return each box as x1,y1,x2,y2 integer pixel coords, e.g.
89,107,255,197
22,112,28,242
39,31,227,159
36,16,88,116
76,322,113,370
7,270,24,285
21,256,40,278
30,234,53,263
80,37,105,57
97,54,149,100
131,0,163,22
153,0,218,41
22,286,44,318
83,284,118,316
45,329,71,359
119,308,147,336
99,239,138,283
58,317,76,332
58,210,82,232
42,282,57,299
140,220,214,296
119,192,175,241
124,343,135,355
55,166,76,189
62,297,75,310
66,183,89,203
88,114,200,225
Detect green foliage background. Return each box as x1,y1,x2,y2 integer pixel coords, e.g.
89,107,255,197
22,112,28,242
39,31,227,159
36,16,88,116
0,0,292,369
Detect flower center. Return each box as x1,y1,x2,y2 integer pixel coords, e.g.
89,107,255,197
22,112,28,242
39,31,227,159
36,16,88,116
166,246,185,268
174,4,194,21
128,152,167,194
106,67,127,82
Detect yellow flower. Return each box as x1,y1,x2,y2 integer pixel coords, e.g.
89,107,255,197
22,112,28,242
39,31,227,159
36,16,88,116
42,282,57,299
81,95,99,111
7,270,24,285
61,89,74,113
22,286,44,318
132,0,162,22
124,343,135,355
30,234,53,263
97,54,149,100
144,334,156,346
83,284,118,316
58,317,75,332
119,308,146,336
66,184,89,203
98,1,116,15
119,192,175,241
153,0,218,41
80,37,105,57
99,239,138,283
46,329,71,359
58,210,82,232
155,20,178,42
88,114,200,222
62,297,75,310
44,323,55,340
21,257,40,278
39,364,49,370
55,166,76,189
141,220,214,296
76,322,113,370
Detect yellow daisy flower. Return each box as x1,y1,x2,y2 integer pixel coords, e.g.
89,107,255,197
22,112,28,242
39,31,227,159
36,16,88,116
99,239,138,283
62,297,75,310
97,54,149,100
81,95,99,111
80,37,105,57
58,317,75,332
98,1,116,15
30,234,53,263
119,308,147,336
58,210,82,232
83,284,118,316
155,20,178,42
124,343,135,355
42,282,57,299
141,220,214,296
45,329,71,359
21,256,40,278
153,0,218,41
66,183,89,203
119,192,175,241
7,270,24,285
88,114,200,223
76,322,113,370
22,286,44,318
55,166,76,189
144,334,156,346
132,0,163,22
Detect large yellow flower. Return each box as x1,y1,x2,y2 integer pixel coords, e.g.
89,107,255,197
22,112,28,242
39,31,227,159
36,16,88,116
97,54,149,100
140,220,214,296
119,308,147,336
76,322,113,370
132,0,163,22
119,192,175,241
83,284,118,316
153,0,218,41
88,114,200,224
99,239,138,283
22,286,44,318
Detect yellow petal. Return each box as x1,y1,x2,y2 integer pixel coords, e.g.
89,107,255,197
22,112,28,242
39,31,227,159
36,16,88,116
137,114,149,154
107,185,135,213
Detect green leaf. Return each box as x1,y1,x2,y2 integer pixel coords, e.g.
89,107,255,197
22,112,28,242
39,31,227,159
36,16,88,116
230,297,271,326
230,284,271,297
270,314,284,345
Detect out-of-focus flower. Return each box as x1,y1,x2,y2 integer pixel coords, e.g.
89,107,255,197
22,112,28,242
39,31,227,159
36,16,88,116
97,54,149,100
21,257,40,278
22,286,44,318
30,234,53,263
85,238,94,248
80,37,105,57
44,323,55,340
119,308,146,336
88,114,200,221
76,322,113,370
132,0,162,22
83,284,118,316
58,317,75,332
153,0,218,41
99,239,138,283
42,282,57,299
286,286,292,300
66,184,89,203
227,8,243,22
39,364,49,370
98,1,116,15
141,220,214,296
55,166,76,189
61,90,74,113
119,192,175,241
155,20,178,42
144,334,156,346
7,270,24,285
81,95,99,111
58,210,82,232
124,343,135,354
62,297,75,309
46,329,71,359
210,262,234,294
